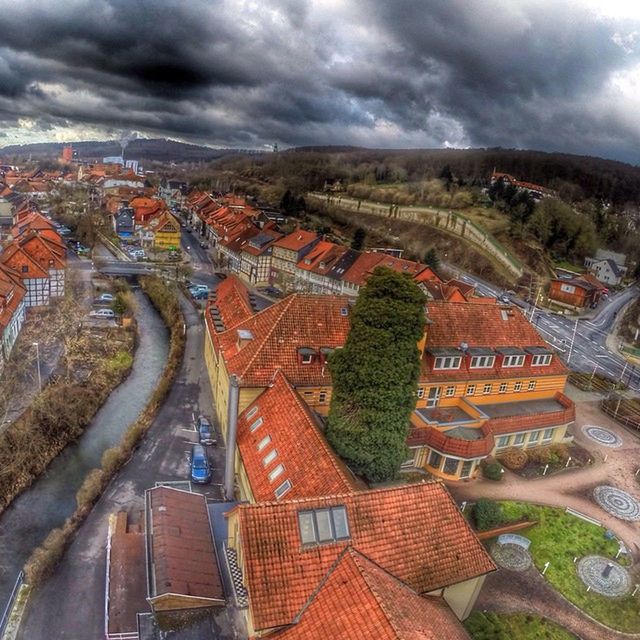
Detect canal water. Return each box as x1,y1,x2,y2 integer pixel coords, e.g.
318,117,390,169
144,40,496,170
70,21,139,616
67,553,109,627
0,289,169,609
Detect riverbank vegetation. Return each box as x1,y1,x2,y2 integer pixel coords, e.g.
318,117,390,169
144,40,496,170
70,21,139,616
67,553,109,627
0,280,136,515
23,276,185,586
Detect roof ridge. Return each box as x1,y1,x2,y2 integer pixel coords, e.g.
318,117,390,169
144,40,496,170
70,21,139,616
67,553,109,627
238,294,298,379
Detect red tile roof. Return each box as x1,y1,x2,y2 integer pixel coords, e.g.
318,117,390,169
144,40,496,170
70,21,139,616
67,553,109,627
237,482,495,631
209,293,351,386
408,419,495,457
274,229,318,252
0,264,26,330
295,240,347,274
146,487,223,602
237,371,352,502
275,549,470,639
343,252,432,287
208,275,255,331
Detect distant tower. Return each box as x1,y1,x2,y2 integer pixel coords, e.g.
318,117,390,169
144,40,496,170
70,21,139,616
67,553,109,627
61,145,73,164
272,143,278,153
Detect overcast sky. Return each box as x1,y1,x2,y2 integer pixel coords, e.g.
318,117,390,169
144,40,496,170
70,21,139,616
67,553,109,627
1,0,640,162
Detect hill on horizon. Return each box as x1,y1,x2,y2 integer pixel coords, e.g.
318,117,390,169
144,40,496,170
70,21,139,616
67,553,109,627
0,138,260,163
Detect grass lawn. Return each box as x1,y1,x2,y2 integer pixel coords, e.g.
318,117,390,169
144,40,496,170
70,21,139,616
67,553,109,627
500,502,640,632
464,611,577,640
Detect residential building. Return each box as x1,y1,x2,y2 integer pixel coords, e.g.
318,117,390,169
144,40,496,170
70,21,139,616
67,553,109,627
584,249,627,286
0,264,26,371
159,177,188,208
207,279,576,482
140,211,181,250
238,226,283,284
204,276,350,434
548,275,607,308
0,232,66,306
225,482,495,637
271,229,320,290
490,170,553,199
114,208,135,239
408,301,575,480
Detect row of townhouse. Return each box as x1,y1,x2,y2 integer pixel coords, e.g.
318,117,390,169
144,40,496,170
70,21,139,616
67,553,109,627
198,275,497,638
205,275,575,485
112,195,181,249
0,211,67,371
186,192,485,299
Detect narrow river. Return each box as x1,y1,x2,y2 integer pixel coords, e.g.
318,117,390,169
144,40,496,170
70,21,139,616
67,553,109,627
0,289,169,609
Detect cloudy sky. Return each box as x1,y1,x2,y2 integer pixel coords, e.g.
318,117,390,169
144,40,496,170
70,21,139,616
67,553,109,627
1,0,640,162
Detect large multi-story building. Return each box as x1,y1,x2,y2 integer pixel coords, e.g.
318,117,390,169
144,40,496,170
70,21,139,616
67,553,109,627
206,275,575,482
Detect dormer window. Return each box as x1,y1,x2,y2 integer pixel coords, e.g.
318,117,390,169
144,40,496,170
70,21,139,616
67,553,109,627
532,354,552,366
503,354,525,368
434,356,462,370
298,347,316,364
470,355,495,369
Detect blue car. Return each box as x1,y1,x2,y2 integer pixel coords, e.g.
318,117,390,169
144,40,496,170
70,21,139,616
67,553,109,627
190,444,212,484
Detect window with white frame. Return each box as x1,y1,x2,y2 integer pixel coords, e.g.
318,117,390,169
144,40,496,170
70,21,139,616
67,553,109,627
470,355,495,369
298,506,350,545
528,430,541,446
543,428,554,442
497,435,510,448
514,381,522,392
483,383,492,394
465,384,476,396
528,381,536,391
257,435,271,451
268,464,284,482
443,457,459,475
499,382,508,393
514,433,526,445
417,388,425,399
319,391,327,403
503,354,525,367
263,449,278,466
532,354,552,366
460,460,473,478
274,479,292,500
434,356,462,370
445,385,456,397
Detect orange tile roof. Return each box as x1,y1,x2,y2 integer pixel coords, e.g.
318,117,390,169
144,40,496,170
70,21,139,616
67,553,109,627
237,482,495,631
295,240,348,275
207,275,255,331
343,252,431,287
276,549,471,639
274,229,318,252
209,293,351,386
236,371,353,502
0,264,26,330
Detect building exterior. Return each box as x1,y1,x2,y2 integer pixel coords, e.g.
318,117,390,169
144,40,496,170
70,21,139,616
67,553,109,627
206,277,576,483
490,170,553,199
238,227,283,284
0,264,26,371
226,482,495,637
140,211,181,250
548,275,607,308
584,257,626,286
271,229,320,289
408,301,575,480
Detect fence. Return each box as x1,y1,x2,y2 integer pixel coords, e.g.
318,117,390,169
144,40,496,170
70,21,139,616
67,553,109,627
308,192,524,278
601,397,640,432
0,571,24,639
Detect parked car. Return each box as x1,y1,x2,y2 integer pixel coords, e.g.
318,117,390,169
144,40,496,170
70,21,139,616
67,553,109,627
258,286,284,298
190,444,212,484
97,293,114,303
214,272,228,280
89,308,115,318
197,416,216,445
199,241,208,248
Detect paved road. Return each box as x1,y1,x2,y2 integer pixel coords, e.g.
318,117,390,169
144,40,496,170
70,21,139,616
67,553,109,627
448,265,640,390
16,293,236,639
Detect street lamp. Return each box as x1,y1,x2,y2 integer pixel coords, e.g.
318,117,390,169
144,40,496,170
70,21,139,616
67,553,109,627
32,342,41,393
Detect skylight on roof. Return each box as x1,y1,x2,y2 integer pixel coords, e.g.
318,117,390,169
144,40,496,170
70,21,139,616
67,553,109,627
257,435,271,452
274,479,292,500
250,417,263,432
263,449,278,466
340,308,348,316
246,406,258,420
268,464,284,482
298,506,350,546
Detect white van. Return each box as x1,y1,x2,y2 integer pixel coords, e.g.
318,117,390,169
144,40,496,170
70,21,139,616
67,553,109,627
89,309,115,319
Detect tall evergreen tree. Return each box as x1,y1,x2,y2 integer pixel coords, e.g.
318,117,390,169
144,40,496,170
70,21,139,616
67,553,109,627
423,247,440,270
326,268,425,482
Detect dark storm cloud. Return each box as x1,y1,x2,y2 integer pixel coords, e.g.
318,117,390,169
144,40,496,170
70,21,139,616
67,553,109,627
0,0,639,161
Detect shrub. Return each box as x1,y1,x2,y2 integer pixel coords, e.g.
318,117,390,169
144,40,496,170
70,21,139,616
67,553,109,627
528,446,552,465
24,527,68,585
549,444,569,464
482,460,504,481
473,498,504,531
76,468,105,510
499,447,528,471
